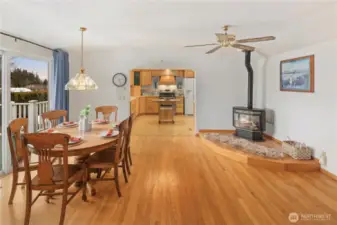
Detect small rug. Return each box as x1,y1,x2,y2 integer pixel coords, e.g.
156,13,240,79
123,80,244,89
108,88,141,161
203,133,284,159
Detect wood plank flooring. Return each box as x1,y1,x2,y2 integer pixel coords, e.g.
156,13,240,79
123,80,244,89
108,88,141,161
1,115,337,225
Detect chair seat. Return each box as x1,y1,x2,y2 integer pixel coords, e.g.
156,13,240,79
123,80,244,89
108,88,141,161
86,149,116,168
31,164,84,188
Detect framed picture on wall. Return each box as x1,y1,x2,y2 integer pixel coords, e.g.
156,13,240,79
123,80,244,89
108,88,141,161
280,55,314,92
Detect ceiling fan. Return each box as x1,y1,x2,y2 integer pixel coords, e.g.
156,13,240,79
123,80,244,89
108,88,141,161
184,25,276,54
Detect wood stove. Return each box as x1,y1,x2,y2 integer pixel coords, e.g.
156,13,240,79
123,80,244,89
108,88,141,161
233,51,266,141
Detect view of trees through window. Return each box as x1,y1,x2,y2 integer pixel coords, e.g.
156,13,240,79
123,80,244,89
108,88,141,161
10,57,49,102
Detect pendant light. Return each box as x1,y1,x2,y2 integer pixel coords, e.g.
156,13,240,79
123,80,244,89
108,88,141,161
65,27,98,90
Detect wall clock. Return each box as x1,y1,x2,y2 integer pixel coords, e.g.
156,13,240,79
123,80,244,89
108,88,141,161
112,73,127,87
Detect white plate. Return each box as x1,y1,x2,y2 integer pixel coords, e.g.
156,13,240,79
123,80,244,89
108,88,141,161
100,130,119,138
69,136,82,145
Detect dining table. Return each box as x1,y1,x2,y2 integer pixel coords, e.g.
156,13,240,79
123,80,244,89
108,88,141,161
38,122,119,157
32,121,119,191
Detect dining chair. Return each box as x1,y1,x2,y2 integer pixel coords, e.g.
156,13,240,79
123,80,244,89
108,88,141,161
22,133,86,225
95,106,118,121
124,114,134,175
83,118,128,198
7,118,38,205
94,105,118,178
41,110,67,129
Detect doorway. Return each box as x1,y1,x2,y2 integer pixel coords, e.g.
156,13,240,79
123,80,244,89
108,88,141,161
129,68,197,136
0,52,51,174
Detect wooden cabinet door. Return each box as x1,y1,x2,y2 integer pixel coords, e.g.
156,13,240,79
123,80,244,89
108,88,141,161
146,97,159,113
130,71,134,86
141,70,152,86
136,98,140,117
176,97,184,114
184,70,195,78
139,97,146,114
130,99,136,116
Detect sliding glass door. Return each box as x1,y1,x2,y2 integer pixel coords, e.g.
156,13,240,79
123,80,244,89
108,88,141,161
0,52,51,174
0,51,11,174
0,53,3,173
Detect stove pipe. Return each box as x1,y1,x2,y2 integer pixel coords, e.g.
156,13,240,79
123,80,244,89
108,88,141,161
245,51,253,109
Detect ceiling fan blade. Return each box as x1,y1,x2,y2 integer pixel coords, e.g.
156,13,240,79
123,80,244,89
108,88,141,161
232,44,255,51
205,45,222,54
184,43,218,47
236,36,275,43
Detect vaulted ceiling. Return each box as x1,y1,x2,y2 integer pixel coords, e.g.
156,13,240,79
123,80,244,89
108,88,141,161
1,0,337,55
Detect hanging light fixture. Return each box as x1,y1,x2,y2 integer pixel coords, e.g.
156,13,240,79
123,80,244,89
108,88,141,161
65,27,98,90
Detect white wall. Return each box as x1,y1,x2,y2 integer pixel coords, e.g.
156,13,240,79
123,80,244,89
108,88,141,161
261,39,337,175
68,47,260,130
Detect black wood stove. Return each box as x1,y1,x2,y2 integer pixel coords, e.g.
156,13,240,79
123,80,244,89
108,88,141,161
233,51,266,141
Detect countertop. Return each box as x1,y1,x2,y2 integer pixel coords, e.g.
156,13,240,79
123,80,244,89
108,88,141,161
152,99,181,102
130,96,184,101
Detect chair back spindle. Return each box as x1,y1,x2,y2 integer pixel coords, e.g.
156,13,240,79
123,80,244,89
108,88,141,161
22,133,70,187
95,106,118,122
41,110,67,129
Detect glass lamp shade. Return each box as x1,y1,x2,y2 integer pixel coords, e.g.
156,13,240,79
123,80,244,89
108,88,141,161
65,71,98,90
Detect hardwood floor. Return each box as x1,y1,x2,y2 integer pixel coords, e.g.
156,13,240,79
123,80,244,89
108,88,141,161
1,115,337,225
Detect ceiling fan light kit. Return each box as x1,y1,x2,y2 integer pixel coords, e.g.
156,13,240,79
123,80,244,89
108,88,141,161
65,27,98,91
184,25,276,54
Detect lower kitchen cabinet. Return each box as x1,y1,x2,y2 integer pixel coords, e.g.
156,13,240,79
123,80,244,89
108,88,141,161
131,96,184,116
176,96,184,114
146,97,159,114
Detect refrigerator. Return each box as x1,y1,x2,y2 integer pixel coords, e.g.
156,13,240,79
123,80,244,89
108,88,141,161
184,78,194,115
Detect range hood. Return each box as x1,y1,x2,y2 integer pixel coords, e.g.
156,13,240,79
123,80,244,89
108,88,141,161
159,75,176,85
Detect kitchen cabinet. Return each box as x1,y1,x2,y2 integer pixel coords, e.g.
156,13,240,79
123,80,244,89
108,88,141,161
184,70,195,78
136,98,140,116
176,96,184,114
173,70,184,77
151,70,164,76
146,97,159,114
141,70,152,86
130,98,137,117
130,97,140,119
134,71,141,86
130,71,134,86
139,97,147,114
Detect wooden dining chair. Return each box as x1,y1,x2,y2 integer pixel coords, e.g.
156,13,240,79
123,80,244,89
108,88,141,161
22,133,86,225
124,115,134,175
83,118,128,198
41,110,67,129
7,118,38,205
95,106,118,121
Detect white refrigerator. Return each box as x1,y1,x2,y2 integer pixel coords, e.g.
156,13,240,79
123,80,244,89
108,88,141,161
184,78,194,115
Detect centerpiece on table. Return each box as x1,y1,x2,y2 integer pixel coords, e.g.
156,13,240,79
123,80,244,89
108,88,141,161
79,104,92,132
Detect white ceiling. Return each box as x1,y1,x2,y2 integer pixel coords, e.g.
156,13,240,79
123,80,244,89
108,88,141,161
1,0,337,55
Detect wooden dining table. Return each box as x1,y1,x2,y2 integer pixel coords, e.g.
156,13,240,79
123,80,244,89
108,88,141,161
35,122,119,158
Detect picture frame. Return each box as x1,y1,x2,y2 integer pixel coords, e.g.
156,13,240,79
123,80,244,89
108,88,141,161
280,55,314,92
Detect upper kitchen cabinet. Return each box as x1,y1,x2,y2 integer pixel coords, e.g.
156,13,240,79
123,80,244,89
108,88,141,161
129,71,134,86
184,70,195,78
173,70,184,77
131,71,141,86
141,70,152,86
151,70,164,76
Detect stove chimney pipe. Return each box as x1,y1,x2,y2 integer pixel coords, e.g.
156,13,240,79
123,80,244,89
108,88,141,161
245,51,253,109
